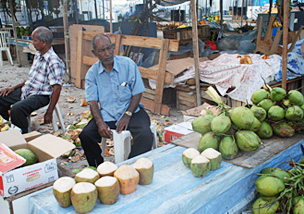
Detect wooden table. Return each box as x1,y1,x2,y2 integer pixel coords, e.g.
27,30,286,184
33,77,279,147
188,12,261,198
28,136,304,214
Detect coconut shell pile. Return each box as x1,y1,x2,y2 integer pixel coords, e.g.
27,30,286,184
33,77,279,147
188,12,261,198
192,86,304,161
53,158,154,213
251,157,304,214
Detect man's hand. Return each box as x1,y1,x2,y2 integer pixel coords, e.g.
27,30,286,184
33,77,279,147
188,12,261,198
0,87,14,97
44,111,53,124
97,121,113,138
116,115,131,133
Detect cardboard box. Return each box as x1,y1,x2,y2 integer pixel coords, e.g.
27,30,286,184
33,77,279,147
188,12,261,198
164,122,193,144
0,130,75,197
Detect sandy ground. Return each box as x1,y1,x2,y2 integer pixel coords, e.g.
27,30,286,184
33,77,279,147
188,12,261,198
0,60,184,171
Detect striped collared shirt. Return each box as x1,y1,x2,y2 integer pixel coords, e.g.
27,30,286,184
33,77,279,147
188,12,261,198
21,47,65,99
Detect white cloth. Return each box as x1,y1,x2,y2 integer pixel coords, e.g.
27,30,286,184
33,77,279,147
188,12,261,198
173,53,281,104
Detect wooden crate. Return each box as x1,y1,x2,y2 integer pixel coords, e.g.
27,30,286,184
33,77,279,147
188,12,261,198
163,25,210,45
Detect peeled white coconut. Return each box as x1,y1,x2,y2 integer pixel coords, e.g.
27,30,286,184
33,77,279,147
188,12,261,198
182,148,200,168
201,148,222,171
97,161,118,177
114,165,139,194
71,182,98,213
75,168,100,184
190,155,211,177
53,176,76,208
133,158,154,185
95,176,120,204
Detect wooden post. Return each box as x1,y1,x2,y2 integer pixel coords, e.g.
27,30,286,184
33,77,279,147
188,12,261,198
281,0,289,90
220,0,223,32
154,39,169,114
9,0,21,66
63,0,70,81
241,0,244,27
76,30,83,88
191,0,201,107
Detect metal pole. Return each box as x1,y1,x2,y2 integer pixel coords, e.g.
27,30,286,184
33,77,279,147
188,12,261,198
220,0,223,32
205,0,207,16
94,0,98,19
63,0,70,81
281,0,289,90
241,0,244,27
9,0,21,66
102,0,105,19
190,0,202,106
74,0,79,23
110,0,113,33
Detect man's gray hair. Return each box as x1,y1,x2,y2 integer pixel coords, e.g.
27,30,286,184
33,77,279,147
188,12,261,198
34,26,53,44
92,34,111,51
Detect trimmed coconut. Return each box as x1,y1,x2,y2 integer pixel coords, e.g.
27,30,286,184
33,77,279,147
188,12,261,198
182,148,200,168
201,148,222,171
75,168,100,184
71,182,98,214
53,176,76,208
133,158,154,185
190,155,211,177
95,176,120,204
114,165,139,194
97,161,118,177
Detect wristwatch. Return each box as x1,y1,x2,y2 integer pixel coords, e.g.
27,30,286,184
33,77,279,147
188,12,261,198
125,111,132,117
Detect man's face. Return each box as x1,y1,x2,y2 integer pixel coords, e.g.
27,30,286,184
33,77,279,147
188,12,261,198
31,31,45,52
92,37,114,66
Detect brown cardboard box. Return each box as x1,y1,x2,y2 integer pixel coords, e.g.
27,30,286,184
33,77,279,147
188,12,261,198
22,131,43,142
0,130,75,197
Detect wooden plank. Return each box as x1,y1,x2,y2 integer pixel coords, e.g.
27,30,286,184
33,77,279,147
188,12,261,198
142,92,155,100
82,31,118,44
154,39,170,114
75,30,83,88
139,67,174,84
120,35,179,52
172,132,304,169
114,34,122,55
83,56,98,66
141,98,170,116
264,15,276,42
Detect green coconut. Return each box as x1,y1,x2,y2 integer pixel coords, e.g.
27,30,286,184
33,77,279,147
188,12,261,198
230,106,255,130
248,117,262,132
257,99,276,112
267,105,285,121
256,121,273,139
272,121,295,138
282,99,291,107
251,105,267,122
210,115,231,133
293,196,302,206
201,148,222,170
293,198,304,214
219,136,239,160
14,148,38,166
95,176,120,205
182,148,200,168
301,103,304,110
251,89,270,104
255,176,285,196
288,90,304,106
53,177,76,208
133,158,154,185
75,168,100,184
270,87,286,102
235,130,260,152
190,155,211,177
252,196,279,214
285,105,304,121
261,167,290,183
71,182,98,214
198,132,221,152
191,115,215,135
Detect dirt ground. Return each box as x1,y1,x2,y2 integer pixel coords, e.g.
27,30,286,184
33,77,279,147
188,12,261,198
0,60,185,172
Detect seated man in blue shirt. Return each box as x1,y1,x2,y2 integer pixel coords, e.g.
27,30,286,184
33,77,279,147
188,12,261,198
79,34,153,167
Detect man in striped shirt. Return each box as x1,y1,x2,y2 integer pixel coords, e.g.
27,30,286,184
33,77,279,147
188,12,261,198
0,26,65,133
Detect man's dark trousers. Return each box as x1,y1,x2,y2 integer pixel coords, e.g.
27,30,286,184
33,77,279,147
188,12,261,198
0,88,49,133
79,108,153,167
